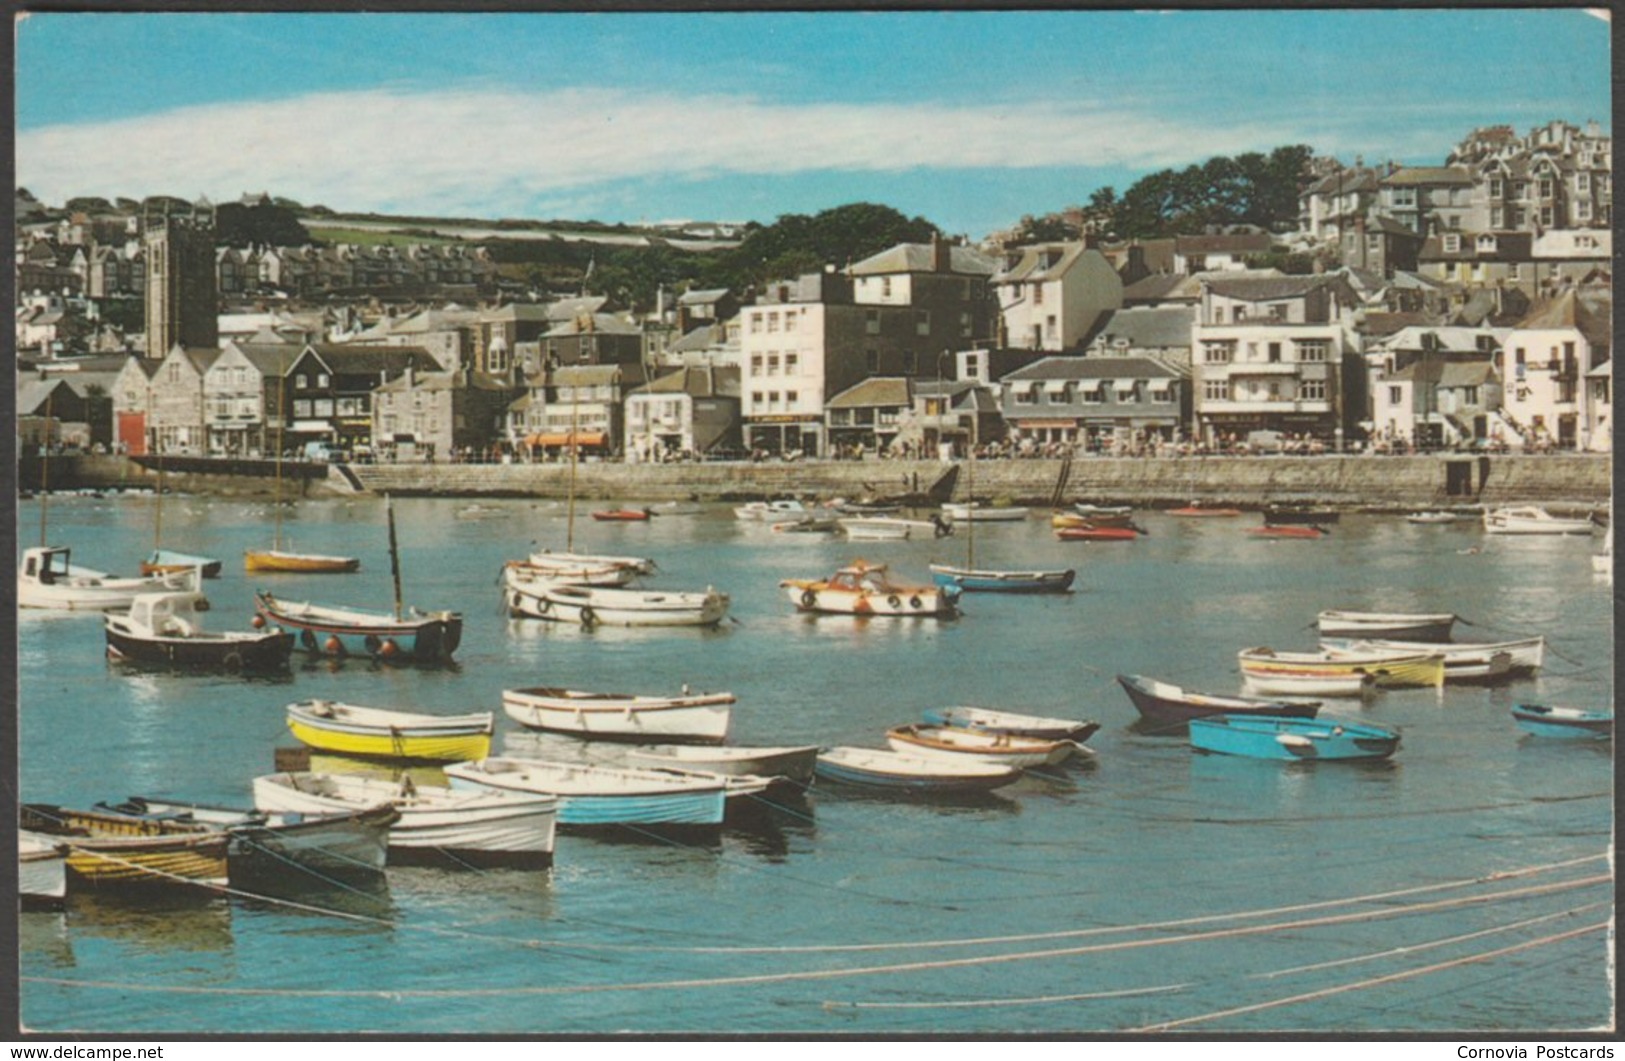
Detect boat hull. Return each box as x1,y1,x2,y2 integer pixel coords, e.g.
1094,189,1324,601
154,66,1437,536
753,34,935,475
813,748,1020,792
143,550,223,579
502,688,732,744
920,706,1100,743
885,726,1075,768
941,504,1029,522
1116,674,1321,727
1189,716,1400,761
782,583,958,618
1321,636,1545,682
256,592,463,662
1056,526,1139,542
444,761,729,827
286,719,492,763
244,550,361,574
252,774,558,868
1316,610,1456,642
105,625,294,672
623,745,820,783
1511,704,1613,739
505,581,729,627
19,805,229,891
1483,508,1596,535
19,833,66,909
928,565,1075,593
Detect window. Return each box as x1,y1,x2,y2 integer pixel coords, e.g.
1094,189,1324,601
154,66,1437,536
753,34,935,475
1202,379,1229,401
865,310,880,335
1202,341,1235,364
1233,305,1248,322
1268,343,1282,363
768,392,780,409
750,355,762,377
903,351,918,374
881,277,892,298
1013,385,1037,406
767,313,780,333
1577,172,1591,194
295,374,308,390
964,353,981,379
1032,283,1044,305
1296,340,1329,362
1300,379,1326,401
1540,206,1554,227
785,353,798,376
915,310,930,337
1577,200,1592,221
784,313,797,333
1514,181,1528,198
1080,385,1101,405
749,314,762,335
1388,385,1403,405
1462,386,1479,406
865,350,879,374
1213,307,1226,324
1491,208,1504,228
1046,315,1057,338
959,311,973,337
292,399,311,417
1538,178,1554,199
786,390,798,407
751,391,763,407
1475,234,1497,254
1490,178,1504,198
1366,235,1381,254
317,373,330,388
1150,388,1172,404
767,355,780,377
1391,187,1416,208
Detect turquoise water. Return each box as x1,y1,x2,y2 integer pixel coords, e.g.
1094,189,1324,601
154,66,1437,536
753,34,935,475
15,493,1615,1035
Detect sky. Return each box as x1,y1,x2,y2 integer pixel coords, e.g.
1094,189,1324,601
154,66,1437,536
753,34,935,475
13,10,1613,239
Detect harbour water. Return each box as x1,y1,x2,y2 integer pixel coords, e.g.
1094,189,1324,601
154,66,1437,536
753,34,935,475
15,493,1615,1035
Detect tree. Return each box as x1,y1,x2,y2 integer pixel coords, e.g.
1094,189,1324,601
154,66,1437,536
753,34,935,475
216,201,312,249
1015,215,1075,243
1106,144,1315,238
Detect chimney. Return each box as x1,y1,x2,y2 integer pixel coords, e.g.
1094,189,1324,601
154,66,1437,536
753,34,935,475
932,233,951,273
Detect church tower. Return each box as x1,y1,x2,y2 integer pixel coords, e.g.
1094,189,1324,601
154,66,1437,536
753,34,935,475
143,196,218,356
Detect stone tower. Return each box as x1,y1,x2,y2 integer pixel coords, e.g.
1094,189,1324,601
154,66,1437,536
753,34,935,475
143,196,218,356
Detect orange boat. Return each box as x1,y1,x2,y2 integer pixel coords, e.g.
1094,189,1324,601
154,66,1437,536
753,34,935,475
1249,525,1326,539
1056,525,1139,542
591,508,653,522
1168,505,1242,518
245,549,361,574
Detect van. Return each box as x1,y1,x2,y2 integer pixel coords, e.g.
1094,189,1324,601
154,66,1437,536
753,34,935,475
303,441,341,462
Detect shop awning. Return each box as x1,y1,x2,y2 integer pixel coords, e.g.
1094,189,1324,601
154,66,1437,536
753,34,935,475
289,420,336,434
524,431,609,447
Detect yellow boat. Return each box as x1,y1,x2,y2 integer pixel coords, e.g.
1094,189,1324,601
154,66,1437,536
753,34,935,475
1240,647,1447,689
244,548,360,574
286,699,494,762
19,804,229,890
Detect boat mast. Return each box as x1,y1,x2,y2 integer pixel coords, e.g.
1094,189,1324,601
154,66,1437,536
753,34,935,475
565,368,579,552
387,493,403,621
966,401,976,569
273,354,286,551
153,447,164,552
38,389,51,547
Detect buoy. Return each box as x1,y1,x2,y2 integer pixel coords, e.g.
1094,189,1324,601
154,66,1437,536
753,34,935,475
324,636,344,655
250,614,265,629
379,639,398,657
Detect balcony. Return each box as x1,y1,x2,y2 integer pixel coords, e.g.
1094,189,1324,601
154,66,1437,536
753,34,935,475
1200,399,1333,415
1223,362,1303,376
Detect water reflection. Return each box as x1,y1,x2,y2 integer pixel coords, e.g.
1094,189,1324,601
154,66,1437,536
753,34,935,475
67,890,235,955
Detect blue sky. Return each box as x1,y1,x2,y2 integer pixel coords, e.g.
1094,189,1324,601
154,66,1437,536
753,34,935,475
15,10,1612,238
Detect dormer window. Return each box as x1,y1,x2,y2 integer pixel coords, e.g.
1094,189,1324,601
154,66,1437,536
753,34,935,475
1442,234,1461,254
1476,235,1497,255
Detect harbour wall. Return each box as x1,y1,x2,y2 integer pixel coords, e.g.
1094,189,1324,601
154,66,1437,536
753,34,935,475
21,452,1612,510
28,448,1612,510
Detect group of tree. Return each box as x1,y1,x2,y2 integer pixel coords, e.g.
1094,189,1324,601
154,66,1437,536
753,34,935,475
1086,144,1315,241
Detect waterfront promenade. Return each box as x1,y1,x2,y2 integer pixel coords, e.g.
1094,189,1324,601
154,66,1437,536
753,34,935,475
22,451,1613,509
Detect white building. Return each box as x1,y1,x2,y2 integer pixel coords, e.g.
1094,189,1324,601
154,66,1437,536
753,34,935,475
1498,290,1612,450
991,243,1122,351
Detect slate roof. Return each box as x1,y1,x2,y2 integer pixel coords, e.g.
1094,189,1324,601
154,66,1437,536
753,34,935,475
551,362,647,388
544,313,640,337
1091,307,1195,349
677,288,732,306
1381,166,1474,186
375,370,511,393
629,365,741,399
1204,275,1331,301
825,377,913,409
1174,232,1272,256
1514,290,1613,350
1003,355,1181,382
307,344,440,375
992,243,1089,283
1121,273,1197,304
850,242,999,277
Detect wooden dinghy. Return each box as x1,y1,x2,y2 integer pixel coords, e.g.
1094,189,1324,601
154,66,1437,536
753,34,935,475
623,744,820,783
19,803,230,891
813,747,1022,793
503,686,735,744
928,564,1075,593
243,548,360,574
1116,674,1321,727
920,706,1100,743
1321,636,1545,683
285,699,495,762
885,724,1082,768
1316,609,1457,642
1188,715,1400,762
443,757,730,827
256,591,463,663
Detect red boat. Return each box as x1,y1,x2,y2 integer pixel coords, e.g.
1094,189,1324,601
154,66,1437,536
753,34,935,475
1168,506,1242,518
1249,525,1325,539
591,509,653,522
1056,525,1139,542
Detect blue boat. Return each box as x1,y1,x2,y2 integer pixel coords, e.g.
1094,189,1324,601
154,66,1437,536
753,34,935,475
1511,704,1613,740
928,564,1076,593
442,758,729,826
1188,715,1400,762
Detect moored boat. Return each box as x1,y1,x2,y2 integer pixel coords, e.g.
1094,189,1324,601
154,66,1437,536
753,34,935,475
19,803,230,891
19,545,199,612
1055,525,1139,542
920,706,1101,743
1316,609,1457,642
243,548,361,574
91,797,397,883
838,516,951,540
1320,635,1545,682
1071,503,1134,520
19,831,67,909
783,560,959,618
885,724,1080,768
1406,511,1459,525
504,580,730,627
623,744,820,783
255,591,463,663
285,699,495,763
735,499,829,522
503,686,734,744
1115,674,1321,728
1510,704,1613,740
941,502,1030,522
252,772,558,868
591,508,653,522
1167,504,1242,517
142,548,223,579
1239,646,1444,693
1188,715,1400,762
443,757,730,827
527,549,657,576
1483,506,1597,536
1263,505,1340,526
505,557,638,589
1249,525,1326,539
928,564,1076,593
813,747,1021,793
105,591,294,672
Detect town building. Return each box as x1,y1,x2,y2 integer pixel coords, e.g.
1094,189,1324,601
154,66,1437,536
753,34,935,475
991,242,1123,351
372,367,514,461
142,198,219,356
1497,290,1612,450
998,355,1190,450
623,364,742,461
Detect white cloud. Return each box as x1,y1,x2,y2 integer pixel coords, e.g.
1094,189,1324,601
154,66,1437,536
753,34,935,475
18,86,1319,215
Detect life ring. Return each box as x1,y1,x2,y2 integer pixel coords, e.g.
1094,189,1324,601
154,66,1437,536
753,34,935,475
887,595,902,609
578,605,598,627
300,628,318,651
221,651,243,673
909,595,924,610
800,590,818,609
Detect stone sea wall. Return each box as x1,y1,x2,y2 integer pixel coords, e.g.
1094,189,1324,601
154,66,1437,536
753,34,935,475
22,452,1612,510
